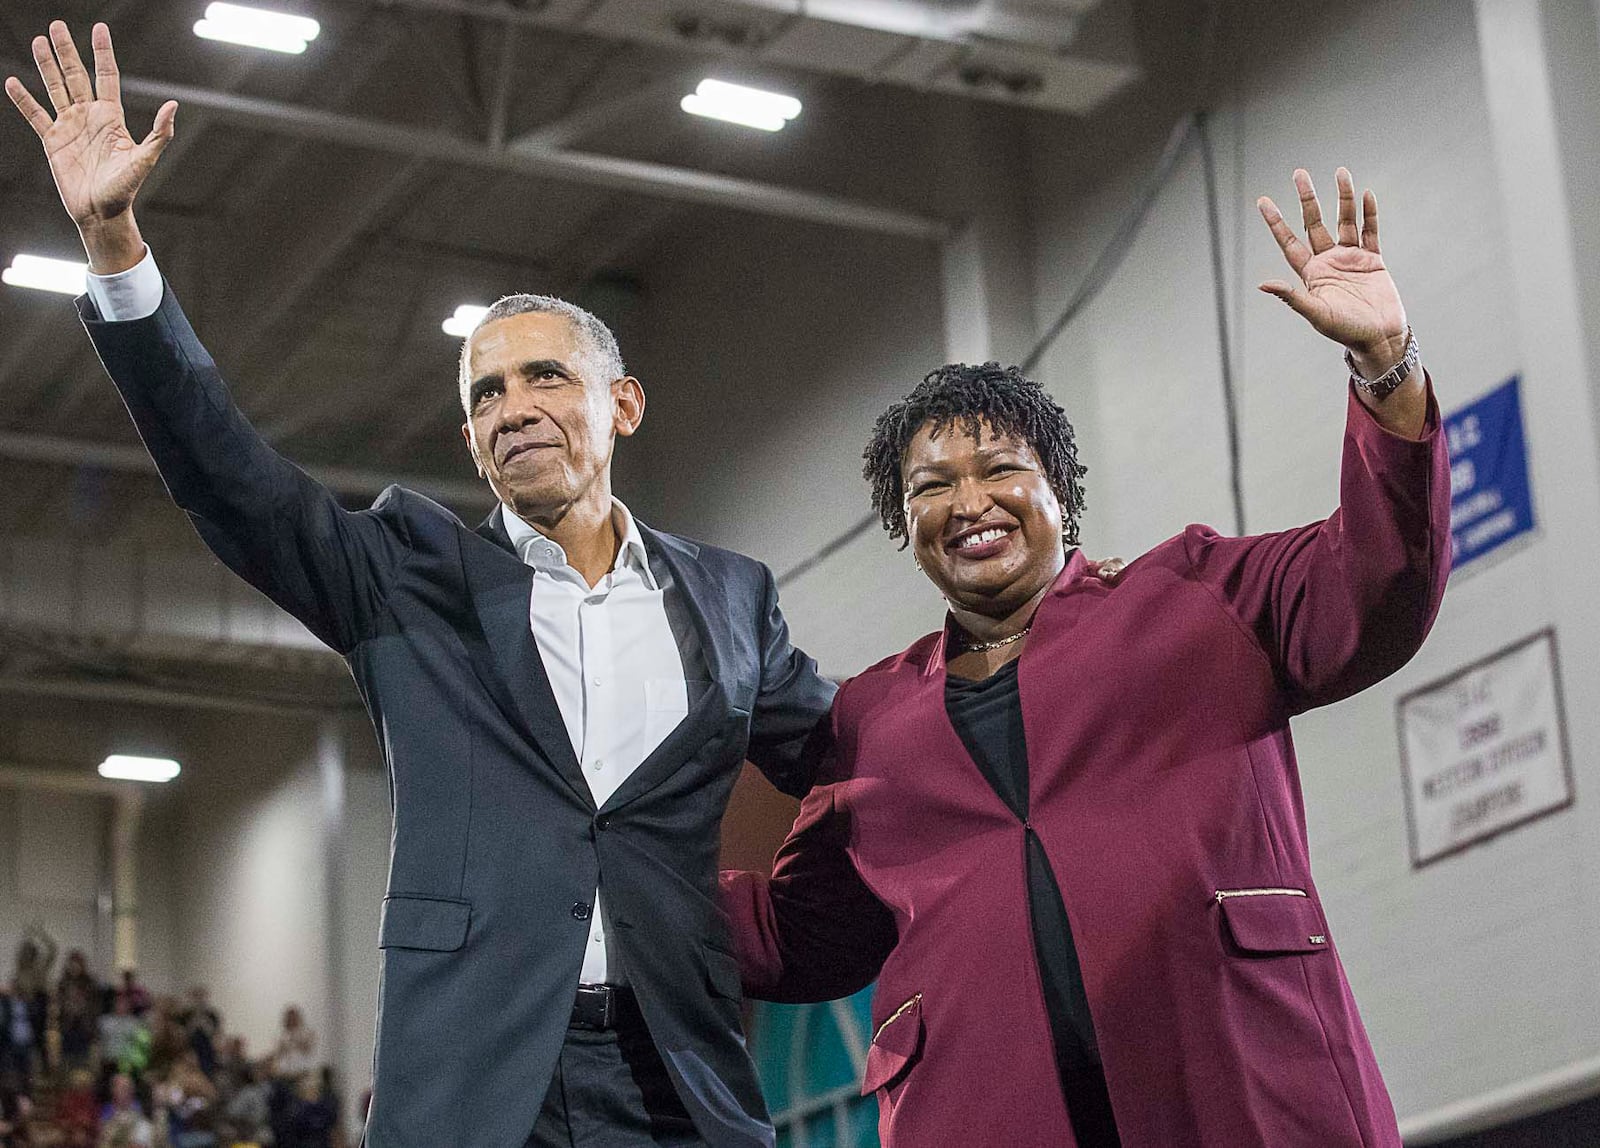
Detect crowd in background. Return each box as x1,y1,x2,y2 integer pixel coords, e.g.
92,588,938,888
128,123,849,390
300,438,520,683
0,928,355,1148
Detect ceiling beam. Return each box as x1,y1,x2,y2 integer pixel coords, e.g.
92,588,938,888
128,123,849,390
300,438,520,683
0,57,949,243
0,428,493,507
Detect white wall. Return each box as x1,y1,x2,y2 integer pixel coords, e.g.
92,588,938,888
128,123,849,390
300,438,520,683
625,211,953,674
1022,0,1600,1129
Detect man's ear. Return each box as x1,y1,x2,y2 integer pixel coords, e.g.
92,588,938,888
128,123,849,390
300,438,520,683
614,376,645,437
461,422,485,478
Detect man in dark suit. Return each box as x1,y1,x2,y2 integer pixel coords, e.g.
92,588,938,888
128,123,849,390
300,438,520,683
7,23,834,1148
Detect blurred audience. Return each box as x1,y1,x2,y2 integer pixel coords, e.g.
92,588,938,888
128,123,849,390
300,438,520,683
0,948,350,1147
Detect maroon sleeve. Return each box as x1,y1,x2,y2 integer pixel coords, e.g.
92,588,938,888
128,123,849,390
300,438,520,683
1183,377,1451,712
719,783,899,1004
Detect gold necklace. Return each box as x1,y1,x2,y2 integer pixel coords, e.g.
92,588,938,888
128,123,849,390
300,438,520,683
957,625,1031,653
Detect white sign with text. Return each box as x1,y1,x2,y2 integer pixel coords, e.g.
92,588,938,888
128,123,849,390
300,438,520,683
1398,630,1573,866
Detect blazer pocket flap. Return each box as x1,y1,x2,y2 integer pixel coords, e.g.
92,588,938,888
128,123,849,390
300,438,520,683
704,942,742,1000
1220,894,1329,955
860,996,924,1096
380,895,471,952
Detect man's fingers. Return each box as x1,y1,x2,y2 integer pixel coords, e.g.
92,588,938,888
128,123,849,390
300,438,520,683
49,21,94,105
1294,168,1334,254
136,99,177,163
1256,196,1311,277
91,23,120,105
1361,189,1380,253
5,77,53,139
1335,167,1358,246
31,35,70,113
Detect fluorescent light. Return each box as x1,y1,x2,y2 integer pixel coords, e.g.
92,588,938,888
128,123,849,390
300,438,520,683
194,2,319,54
98,755,181,783
681,79,802,132
442,304,490,338
2,253,88,296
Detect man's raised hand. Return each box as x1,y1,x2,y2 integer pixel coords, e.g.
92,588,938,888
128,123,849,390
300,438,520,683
5,21,176,273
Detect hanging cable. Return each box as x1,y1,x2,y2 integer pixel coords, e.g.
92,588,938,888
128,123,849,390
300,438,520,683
1196,110,1246,536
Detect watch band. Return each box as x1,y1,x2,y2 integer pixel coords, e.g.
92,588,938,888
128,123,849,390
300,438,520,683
1345,327,1419,400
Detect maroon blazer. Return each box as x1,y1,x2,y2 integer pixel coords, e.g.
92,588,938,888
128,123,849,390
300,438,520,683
721,384,1451,1147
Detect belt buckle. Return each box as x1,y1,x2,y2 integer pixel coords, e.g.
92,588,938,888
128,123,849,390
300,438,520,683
575,983,614,1030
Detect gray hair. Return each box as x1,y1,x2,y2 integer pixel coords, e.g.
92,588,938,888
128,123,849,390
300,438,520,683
457,293,627,410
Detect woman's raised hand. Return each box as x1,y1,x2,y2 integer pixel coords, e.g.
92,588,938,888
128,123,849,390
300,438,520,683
5,21,176,270
1257,168,1409,379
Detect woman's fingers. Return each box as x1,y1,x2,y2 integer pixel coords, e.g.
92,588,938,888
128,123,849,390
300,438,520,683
49,21,94,106
5,76,54,139
92,23,120,106
1257,196,1311,278
1294,169,1335,254
1335,168,1358,246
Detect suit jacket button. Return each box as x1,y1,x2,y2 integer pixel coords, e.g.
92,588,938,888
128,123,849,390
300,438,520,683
595,814,611,831
571,902,591,921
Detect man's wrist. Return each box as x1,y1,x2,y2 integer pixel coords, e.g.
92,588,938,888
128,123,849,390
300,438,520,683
78,214,146,276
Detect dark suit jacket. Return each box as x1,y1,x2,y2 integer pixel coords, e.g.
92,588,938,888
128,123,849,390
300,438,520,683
79,284,836,1148
722,386,1451,1147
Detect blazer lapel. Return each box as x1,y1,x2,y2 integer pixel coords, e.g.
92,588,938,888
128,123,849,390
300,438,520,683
598,523,739,814
468,508,593,808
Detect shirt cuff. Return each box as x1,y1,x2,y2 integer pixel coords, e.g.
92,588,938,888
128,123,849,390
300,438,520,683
84,246,163,322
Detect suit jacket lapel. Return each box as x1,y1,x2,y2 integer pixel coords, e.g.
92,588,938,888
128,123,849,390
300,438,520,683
598,523,735,814
469,508,593,809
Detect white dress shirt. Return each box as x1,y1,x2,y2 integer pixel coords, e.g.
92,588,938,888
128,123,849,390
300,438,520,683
502,504,689,984
88,250,693,985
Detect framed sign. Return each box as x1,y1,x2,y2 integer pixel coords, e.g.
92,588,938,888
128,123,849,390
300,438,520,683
1447,376,1536,570
1397,629,1574,867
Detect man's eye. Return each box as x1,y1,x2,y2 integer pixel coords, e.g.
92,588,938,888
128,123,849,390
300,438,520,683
910,482,946,497
537,370,562,382
474,387,501,407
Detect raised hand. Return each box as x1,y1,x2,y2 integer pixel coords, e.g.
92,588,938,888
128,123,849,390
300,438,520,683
5,21,176,272
1257,168,1409,378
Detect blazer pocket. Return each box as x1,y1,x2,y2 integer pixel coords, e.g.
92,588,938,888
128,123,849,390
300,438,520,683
1215,888,1330,955
861,993,924,1096
379,894,472,952
704,941,743,1000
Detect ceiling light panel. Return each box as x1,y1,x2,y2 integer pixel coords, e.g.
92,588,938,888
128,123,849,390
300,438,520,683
680,79,802,132
193,3,320,54
2,253,88,296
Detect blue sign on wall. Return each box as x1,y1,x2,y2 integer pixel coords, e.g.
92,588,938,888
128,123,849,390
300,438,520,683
1447,376,1535,569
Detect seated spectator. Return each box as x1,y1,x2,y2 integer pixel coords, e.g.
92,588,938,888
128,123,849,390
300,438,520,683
277,1071,336,1148
214,1062,271,1148
0,1074,32,1148
117,973,151,1019
144,1001,188,1081
98,1073,163,1148
268,1007,316,1083
157,1050,218,1147
54,1067,101,1148
58,952,102,1072
177,990,219,1079
96,995,150,1080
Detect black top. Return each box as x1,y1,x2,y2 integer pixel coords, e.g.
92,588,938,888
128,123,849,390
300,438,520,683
946,659,1121,1145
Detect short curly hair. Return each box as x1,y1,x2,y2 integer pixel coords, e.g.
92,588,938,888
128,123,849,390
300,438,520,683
863,361,1087,548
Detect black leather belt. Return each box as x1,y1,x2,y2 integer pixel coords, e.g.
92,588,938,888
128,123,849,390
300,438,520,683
571,983,640,1031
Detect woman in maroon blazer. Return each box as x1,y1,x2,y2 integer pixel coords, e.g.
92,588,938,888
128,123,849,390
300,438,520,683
721,167,1450,1147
